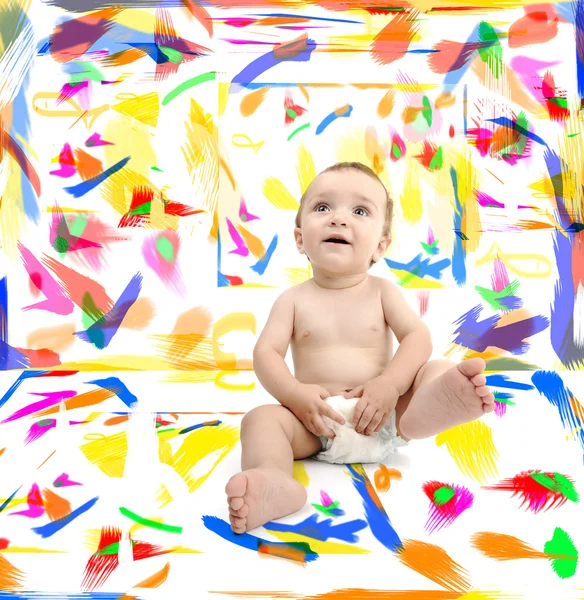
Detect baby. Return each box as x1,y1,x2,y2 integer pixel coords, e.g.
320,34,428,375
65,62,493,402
225,161,495,534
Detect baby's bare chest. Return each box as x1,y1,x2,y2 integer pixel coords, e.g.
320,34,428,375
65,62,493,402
292,296,389,349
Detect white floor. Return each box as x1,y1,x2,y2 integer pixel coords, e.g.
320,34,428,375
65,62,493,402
0,370,583,599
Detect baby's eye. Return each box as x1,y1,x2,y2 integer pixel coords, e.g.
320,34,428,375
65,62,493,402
355,207,368,216
315,204,329,212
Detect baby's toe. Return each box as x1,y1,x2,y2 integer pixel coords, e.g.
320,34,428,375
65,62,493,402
483,402,495,413
229,505,249,518
483,392,495,404
229,497,244,510
475,385,490,398
471,374,486,387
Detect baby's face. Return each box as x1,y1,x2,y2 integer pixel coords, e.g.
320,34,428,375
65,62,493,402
295,170,390,273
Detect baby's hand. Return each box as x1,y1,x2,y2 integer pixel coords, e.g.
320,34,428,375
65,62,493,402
344,376,399,436
292,383,346,439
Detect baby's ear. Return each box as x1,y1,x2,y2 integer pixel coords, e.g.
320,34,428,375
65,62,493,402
294,227,305,253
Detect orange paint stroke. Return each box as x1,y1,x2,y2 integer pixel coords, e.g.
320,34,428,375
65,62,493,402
374,465,402,492
182,0,213,37
41,488,71,522
235,224,266,259
36,451,55,470
134,561,171,588
471,531,549,560
0,554,24,591
74,148,103,181
258,541,308,566
0,447,5,458
370,12,419,65
208,589,463,599
509,7,558,48
104,415,130,426
240,88,269,117
397,539,471,593
34,388,115,417
220,157,236,190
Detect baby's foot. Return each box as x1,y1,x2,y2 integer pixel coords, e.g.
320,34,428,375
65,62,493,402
399,358,495,439
225,468,307,534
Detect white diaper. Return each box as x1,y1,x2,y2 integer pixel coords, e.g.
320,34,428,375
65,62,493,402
313,395,408,465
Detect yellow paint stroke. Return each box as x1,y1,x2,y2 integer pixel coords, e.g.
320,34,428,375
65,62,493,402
377,89,395,119
133,562,171,588
158,424,239,506
558,110,584,223
31,92,109,131
389,269,445,289
284,266,312,287
14,133,38,161
401,161,422,225
0,547,66,553
150,333,216,370
240,87,269,117
0,554,24,591
297,83,310,103
213,312,255,371
236,224,266,259
435,92,456,109
436,421,499,485
296,143,316,196
110,8,155,32
263,176,299,210
292,461,310,487
0,155,27,259
34,388,115,417
231,133,264,154
111,92,160,127
220,157,236,190
48,355,177,371
79,431,127,478
266,530,371,554
474,242,552,278
451,151,481,254
397,539,470,593
218,82,230,117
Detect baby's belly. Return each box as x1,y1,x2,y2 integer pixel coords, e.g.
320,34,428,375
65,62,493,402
292,347,389,396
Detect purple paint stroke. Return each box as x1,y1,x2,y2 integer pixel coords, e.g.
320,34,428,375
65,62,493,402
425,485,474,533
1,390,77,424
74,273,142,349
264,513,367,544
452,305,549,354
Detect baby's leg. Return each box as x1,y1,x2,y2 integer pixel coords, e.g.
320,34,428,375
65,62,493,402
396,358,495,440
225,405,322,534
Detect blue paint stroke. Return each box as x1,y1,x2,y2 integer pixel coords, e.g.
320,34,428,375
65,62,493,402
126,42,207,64
0,370,50,410
202,515,318,562
384,254,451,280
231,38,316,89
64,156,131,198
32,496,99,538
450,166,466,286
532,370,584,454
0,277,7,368
85,377,137,409
0,486,22,514
576,0,584,97
346,464,402,552
441,25,480,95
484,117,547,147
0,593,138,599
250,234,278,275
485,374,534,390
0,342,30,371
544,148,584,369
264,513,367,543
452,305,549,354
315,105,353,135
179,420,222,434
74,273,142,349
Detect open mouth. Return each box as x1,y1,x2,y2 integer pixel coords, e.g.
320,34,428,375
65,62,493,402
324,238,350,245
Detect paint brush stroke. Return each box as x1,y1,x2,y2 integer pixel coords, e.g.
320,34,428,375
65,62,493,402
32,496,99,538
85,377,137,408
63,156,130,198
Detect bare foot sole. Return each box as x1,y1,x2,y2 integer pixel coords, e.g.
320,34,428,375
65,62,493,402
399,357,496,439
225,468,307,534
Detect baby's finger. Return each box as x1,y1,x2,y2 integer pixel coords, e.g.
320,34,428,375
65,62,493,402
365,411,384,435
323,404,345,426
344,385,363,399
352,398,367,426
314,415,335,439
356,406,376,434
374,413,389,433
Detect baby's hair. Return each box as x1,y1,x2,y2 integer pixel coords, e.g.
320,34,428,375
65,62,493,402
295,162,394,268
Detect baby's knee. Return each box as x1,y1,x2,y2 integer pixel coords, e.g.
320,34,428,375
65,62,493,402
241,404,289,432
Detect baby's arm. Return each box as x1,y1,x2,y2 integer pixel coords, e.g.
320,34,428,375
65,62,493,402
252,288,302,408
379,278,433,395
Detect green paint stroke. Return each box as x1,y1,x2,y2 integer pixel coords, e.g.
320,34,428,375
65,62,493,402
433,486,456,506
70,215,88,238
162,71,217,105
475,280,519,312
286,108,297,119
544,527,578,579
530,472,579,503
421,96,432,127
156,235,175,263
428,146,443,171
514,112,528,156
287,123,310,141
492,392,516,406
477,22,502,79
391,142,401,160
159,45,184,65
119,506,183,534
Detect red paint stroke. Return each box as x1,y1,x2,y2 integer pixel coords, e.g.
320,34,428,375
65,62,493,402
509,6,559,48
0,538,9,549
541,71,570,122
50,8,122,63
483,470,577,513
284,90,307,124
10,483,44,518
413,141,439,170
370,12,419,65
12,347,61,368
82,527,172,591
572,230,584,291
2,129,41,198
428,40,482,74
